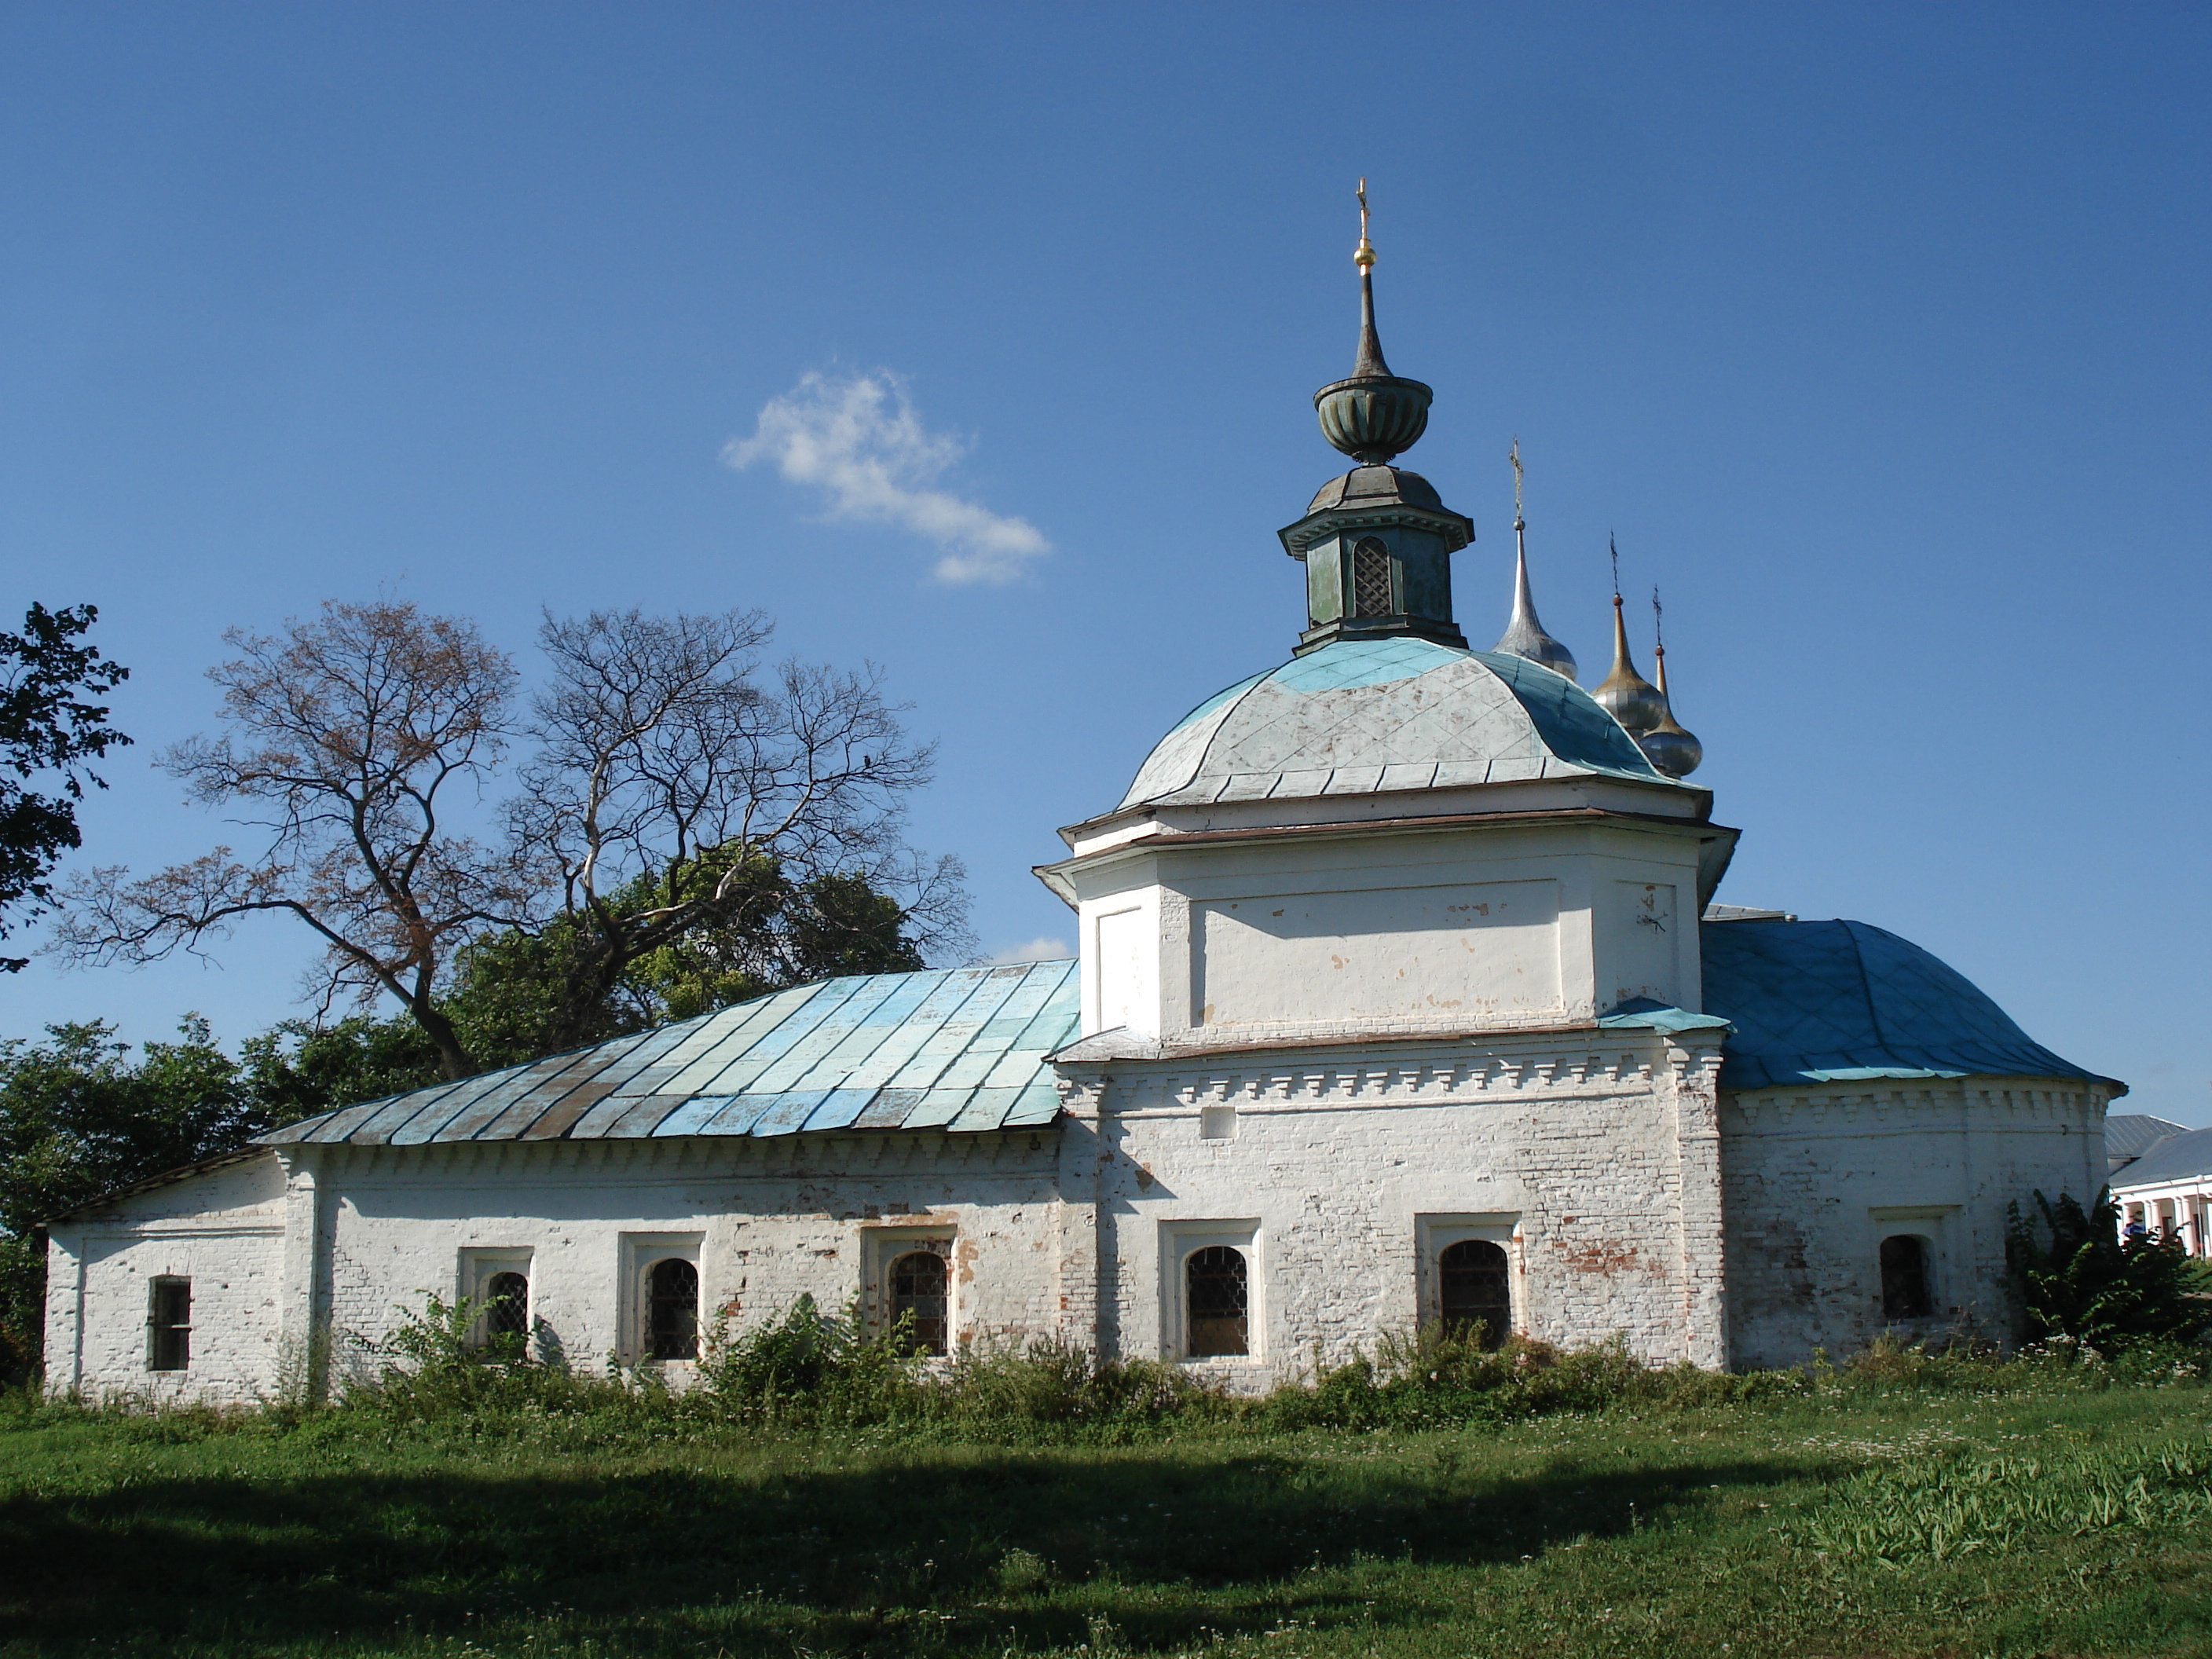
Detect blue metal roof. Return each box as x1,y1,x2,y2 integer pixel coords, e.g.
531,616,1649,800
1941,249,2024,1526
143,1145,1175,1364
259,959,1079,1148
1699,918,2107,1093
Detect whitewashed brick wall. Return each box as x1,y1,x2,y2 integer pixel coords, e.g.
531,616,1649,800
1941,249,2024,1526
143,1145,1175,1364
46,1061,2109,1402
1719,1078,2111,1368
45,1152,289,1404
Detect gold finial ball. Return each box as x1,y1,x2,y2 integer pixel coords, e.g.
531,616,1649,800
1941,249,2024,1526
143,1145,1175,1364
1354,238,1376,269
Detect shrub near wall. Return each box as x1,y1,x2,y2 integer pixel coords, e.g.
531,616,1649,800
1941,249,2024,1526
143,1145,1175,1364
335,1293,2210,1444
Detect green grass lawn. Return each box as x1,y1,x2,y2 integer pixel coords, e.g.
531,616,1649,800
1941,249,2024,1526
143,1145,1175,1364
4,1373,2210,1658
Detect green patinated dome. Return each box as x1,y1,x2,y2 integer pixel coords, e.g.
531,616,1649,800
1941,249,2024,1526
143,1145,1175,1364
1119,635,1681,810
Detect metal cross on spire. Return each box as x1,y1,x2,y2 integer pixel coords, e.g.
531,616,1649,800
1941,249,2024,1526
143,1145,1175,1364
1355,178,1374,268
1510,436,1525,529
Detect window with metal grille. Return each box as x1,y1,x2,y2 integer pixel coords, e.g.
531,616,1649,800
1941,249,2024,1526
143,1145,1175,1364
1351,538,1393,617
485,1271,529,1344
1437,1240,1511,1350
148,1277,191,1372
645,1257,699,1361
1185,1245,1249,1357
889,1251,949,1355
1879,1235,1932,1320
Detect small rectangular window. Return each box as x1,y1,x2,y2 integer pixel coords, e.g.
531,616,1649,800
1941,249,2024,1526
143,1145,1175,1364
148,1277,191,1372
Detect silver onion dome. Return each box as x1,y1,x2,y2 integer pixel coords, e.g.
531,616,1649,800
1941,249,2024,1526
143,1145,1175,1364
1493,515,1577,679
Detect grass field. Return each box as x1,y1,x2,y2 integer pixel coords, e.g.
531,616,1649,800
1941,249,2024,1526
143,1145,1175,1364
4,1360,2211,1658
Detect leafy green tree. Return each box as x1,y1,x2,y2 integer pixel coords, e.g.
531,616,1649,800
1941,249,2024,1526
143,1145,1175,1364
2005,1188,2211,1352
0,1018,292,1382
0,602,129,971
238,1015,445,1124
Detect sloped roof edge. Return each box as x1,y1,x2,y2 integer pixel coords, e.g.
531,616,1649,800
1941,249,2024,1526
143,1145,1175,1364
257,959,1080,1149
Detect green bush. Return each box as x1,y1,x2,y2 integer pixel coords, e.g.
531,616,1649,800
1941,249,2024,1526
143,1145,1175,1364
2005,1188,2212,1353
86,1283,2210,1447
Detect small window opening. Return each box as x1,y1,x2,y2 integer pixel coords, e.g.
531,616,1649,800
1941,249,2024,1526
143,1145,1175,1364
1185,1245,1249,1357
1351,538,1393,618
1437,1240,1511,1350
148,1277,191,1372
1199,1104,1236,1141
485,1271,529,1344
646,1258,699,1361
1879,1235,1932,1320
888,1250,949,1356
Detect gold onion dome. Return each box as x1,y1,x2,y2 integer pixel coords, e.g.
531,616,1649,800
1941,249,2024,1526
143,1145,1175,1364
1636,591,1703,778
1594,578,1666,737
1313,181,1434,465
1491,440,1577,679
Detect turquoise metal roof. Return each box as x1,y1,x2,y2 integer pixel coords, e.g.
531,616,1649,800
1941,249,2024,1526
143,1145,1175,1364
1122,638,1669,810
1699,918,2107,1093
259,960,1079,1148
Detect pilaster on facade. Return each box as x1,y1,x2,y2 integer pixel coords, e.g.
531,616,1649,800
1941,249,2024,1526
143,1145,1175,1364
1662,1032,1729,1369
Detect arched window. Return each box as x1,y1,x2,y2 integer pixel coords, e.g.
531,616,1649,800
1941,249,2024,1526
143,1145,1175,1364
889,1251,950,1355
1186,1245,1249,1357
1438,1240,1511,1350
485,1271,529,1343
1351,538,1393,618
1879,1235,1932,1320
646,1258,700,1361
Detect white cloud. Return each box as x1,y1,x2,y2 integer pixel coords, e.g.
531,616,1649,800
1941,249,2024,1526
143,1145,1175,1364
986,936,1072,965
724,371,1050,584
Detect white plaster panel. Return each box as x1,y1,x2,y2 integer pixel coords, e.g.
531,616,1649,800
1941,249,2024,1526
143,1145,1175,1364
1610,881,1680,1008
1192,879,1562,1027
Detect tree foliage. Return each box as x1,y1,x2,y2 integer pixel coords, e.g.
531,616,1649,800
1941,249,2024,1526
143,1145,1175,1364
0,603,129,971
0,1019,302,1382
2005,1188,2211,1352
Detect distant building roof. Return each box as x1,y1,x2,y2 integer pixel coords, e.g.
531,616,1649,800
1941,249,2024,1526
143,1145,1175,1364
260,960,1077,1148
2106,1112,2188,1168
1699,918,2110,1094
1119,637,1679,809
2111,1125,2212,1191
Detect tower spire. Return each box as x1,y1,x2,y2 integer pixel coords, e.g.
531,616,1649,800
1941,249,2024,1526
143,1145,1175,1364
1593,533,1666,737
1283,185,1470,654
1491,438,1578,679
1313,180,1432,465
1352,178,1392,379
1636,586,1703,778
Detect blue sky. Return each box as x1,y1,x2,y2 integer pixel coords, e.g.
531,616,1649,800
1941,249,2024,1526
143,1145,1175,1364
3,4,2207,1122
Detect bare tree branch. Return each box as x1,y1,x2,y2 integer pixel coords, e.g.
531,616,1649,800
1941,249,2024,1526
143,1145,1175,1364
512,607,966,1048
52,601,539,1079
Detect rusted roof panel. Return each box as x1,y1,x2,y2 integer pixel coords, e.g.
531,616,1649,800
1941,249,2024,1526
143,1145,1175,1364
258,959,1080,1148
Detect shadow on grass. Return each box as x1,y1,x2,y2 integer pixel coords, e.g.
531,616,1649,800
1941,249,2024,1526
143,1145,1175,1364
0,1443,1833,1655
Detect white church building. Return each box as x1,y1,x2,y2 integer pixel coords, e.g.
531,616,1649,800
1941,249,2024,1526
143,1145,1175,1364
43,233,2120,1402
